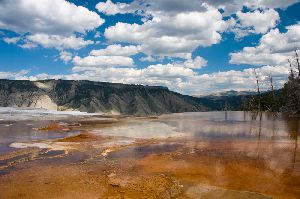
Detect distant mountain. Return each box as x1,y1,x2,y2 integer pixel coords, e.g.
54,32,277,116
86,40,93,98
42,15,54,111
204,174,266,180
195,90,254,111
0,79,209,116
208,90,256,97
195,90,256,98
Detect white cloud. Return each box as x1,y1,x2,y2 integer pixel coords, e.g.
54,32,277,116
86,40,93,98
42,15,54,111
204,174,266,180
72,55,135,70
230,23,300,66
72,44,143,70
69,56,205,92
142,64,195,79
259,24,300,53
0,0,104,51
105,6,226,58
19,42,38,49
237,9,279,34
95,0,299,16
90,44,141,56
0,70,29,79
99,0,297,59
242,0,300,12
2,34,94,50
74,63,289,95
139,55,158,62
229,9,280,38
4,62,289,95
230,47,288,66
182,56,207,69
63,63,196,92
3,37,20,44
1,0,298,96
25,34,94,50
0,0,104,35
59,51,73,63
94,31,101,38
183,65,290,95
96,0,131,15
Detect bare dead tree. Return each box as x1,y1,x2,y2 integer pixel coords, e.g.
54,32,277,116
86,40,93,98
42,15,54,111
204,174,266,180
224,100,228,120
254,69,261,112
268,73,279,112
269,73,275,99
295,50,300,77
288,59,295,78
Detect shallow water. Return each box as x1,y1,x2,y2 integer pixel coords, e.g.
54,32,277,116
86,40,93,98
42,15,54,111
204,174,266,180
0,107,103,154
0,120,79,154
160,111,299,140
108,143,183,159
96,111,300,141
0,110,299,198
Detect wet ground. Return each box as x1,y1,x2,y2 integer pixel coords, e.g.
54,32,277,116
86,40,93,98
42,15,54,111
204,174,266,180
0,110,299,198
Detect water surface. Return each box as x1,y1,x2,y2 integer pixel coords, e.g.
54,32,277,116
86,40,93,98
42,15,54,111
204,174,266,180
0,110,299,198
97,111,300,141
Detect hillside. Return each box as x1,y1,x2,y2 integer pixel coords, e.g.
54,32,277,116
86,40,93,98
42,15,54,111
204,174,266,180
195,91,253,111
0,79,210,115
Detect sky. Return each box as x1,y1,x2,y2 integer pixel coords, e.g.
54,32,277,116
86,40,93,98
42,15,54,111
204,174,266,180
0,0,300,95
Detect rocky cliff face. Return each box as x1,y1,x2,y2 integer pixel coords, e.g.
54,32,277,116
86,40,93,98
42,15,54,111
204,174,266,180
0,79,208,115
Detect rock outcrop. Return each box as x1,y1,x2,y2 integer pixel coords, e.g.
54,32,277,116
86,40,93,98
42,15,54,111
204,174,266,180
0,79,208,115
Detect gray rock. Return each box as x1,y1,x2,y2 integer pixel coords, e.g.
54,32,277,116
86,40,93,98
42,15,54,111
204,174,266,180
0,79,208,115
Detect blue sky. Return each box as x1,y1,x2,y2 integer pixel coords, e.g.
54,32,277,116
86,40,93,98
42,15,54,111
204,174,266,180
0,0,300,95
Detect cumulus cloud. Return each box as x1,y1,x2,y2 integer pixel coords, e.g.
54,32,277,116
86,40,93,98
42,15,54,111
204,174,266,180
96,0,131,15
241,0,300,12
72,44,144,70
94,31,102,38
142,64,195,79
98,0,296,59
90,44,141,56
0,0,104,35
59,51,73,63
101,0,293,59
19,42,38,49
3,37,20,44
72,55,135,70
237,9,279,33
230,23,300,66
21,34,93,50
229,9,280,38
139,55,159,62
105,6,226,59
1,0,298,95
68,56,206,92
230,47,288,66
3,34,94,50
182,65,290,95
182,56,207,69
25,34,94,50
0,0,105,51
96,0,298,16
69,55,205,91
0,70,29,79
3,62,289,95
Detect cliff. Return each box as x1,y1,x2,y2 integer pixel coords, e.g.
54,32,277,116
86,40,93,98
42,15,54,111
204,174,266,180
0,79,208,115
